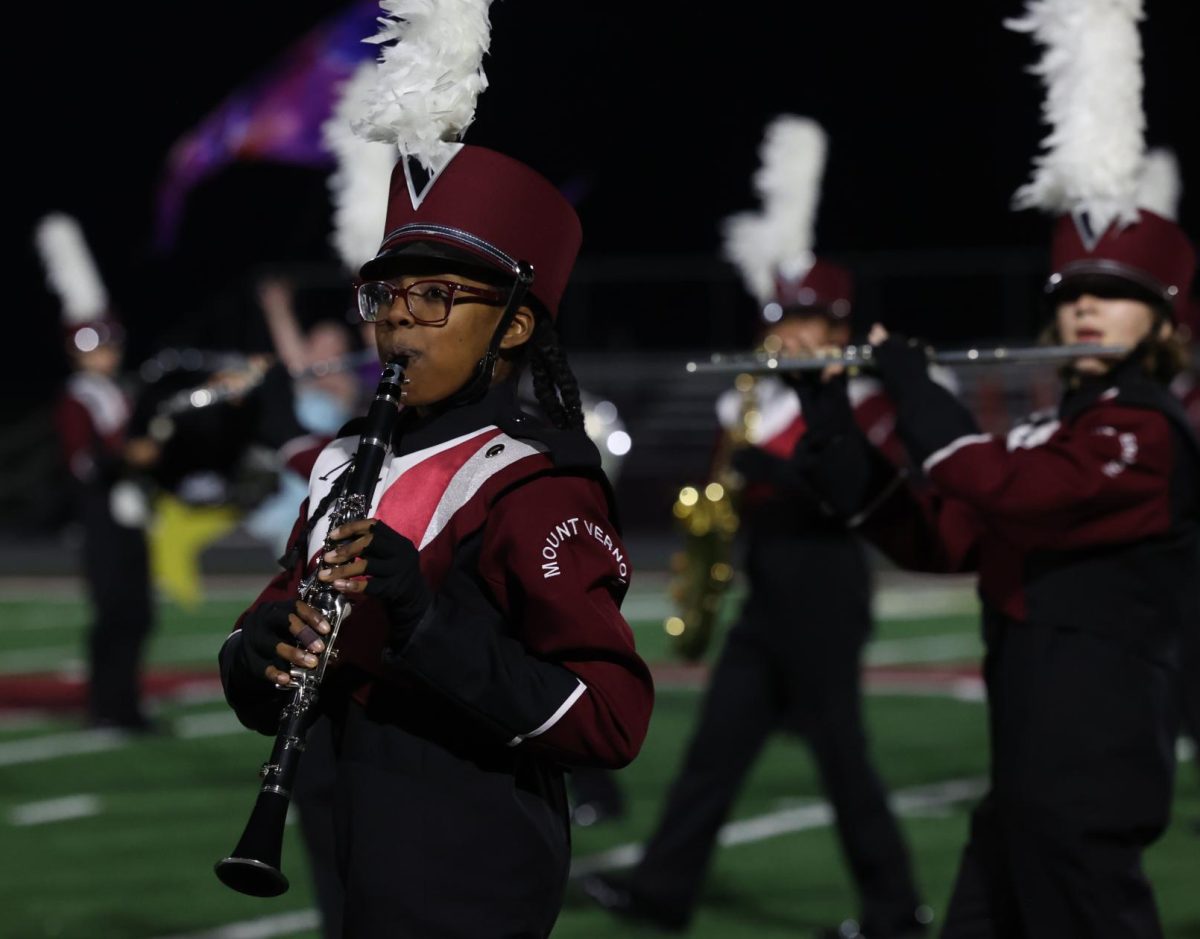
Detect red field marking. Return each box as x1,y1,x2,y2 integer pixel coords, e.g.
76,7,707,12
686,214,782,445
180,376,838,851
0,661,984,714
0,671,222,712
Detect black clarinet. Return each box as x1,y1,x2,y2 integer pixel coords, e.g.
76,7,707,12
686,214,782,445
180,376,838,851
215,359,408,897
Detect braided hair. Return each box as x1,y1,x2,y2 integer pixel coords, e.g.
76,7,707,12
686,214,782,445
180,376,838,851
525,313,584,430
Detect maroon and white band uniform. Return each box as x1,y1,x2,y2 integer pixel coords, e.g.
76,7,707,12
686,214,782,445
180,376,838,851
620,370,923,930
797,343,1199,935
55,368,154,728
219,380,653,936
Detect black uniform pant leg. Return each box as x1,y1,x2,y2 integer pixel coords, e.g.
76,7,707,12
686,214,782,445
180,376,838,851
334,702,569,939
628,627,777,921
1001,826,1162,939
82,500,154,726
799,635,922,929
291,715,344,939
945,621,1171,939
941,795,1021,939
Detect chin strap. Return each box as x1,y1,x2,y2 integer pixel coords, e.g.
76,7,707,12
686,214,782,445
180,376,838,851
437,261,535,411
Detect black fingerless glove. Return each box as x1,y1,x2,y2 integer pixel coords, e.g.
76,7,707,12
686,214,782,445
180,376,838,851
785,372,884,518
730,446,802,489
237,600,297,678
789,371,855,452
361,522,434,650
870,335,977,465
869,335,933,406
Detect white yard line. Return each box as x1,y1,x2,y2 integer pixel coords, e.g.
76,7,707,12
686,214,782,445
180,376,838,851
151,910,320,939
149,776,986,939
8,794,101,826
0,709,242,767
0,728,129,767
176,711,245,739
569,776,987,878
865,633,981,667
867,678,986,703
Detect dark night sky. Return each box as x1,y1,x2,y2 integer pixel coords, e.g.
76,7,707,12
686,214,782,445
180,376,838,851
9,0,1199,406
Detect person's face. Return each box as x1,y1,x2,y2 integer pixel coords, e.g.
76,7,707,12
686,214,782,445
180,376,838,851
765,313,850,356
370,270,533,407
1055,293,1169,375
306,322,357,403
74,342,122,376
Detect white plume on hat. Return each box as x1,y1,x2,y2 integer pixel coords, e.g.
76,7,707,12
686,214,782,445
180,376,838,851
1135,147,1181,221
323,61,399,270
34,213,109,324
721,116,828,305
352,0,493,175
1007,0,1146,239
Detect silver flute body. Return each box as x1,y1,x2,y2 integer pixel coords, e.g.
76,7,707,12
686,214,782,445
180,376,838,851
685,343,1130,375
156,348,378,416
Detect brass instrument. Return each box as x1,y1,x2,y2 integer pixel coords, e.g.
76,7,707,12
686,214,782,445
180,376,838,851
664,371,758,660
685,342,1129,375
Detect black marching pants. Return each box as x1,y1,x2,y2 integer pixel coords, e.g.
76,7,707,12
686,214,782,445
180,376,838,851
293,716,344,939
629,619,920,927
328,700,570,938
81,491,153,726
942,619,1176,939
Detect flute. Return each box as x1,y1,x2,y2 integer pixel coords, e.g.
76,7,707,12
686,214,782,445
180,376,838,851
685,342,1129,375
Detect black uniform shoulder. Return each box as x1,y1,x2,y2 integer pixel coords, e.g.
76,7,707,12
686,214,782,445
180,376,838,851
494,408,624,532
496,406,603,473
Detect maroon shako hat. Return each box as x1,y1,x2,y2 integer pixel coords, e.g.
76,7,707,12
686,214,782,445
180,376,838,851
1007,0,1196,321
723,117,853,325
1047,211,1196,317
770,257,854,322
360,145,582,319
35,213,124,353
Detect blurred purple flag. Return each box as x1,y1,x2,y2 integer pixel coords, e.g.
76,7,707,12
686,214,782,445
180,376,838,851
155,0,381,248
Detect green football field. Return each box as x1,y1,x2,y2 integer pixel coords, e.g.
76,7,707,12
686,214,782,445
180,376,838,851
1,578,1198,939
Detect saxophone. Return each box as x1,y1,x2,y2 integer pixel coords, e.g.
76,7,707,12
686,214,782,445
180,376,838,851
664,370,760,660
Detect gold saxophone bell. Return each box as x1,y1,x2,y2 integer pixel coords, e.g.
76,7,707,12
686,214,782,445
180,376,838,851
665,369,759,660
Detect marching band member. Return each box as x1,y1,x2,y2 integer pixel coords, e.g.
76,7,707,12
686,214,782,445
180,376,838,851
39,213,160,732
217,4,652,935
586,117,927,938
791,5,1198,933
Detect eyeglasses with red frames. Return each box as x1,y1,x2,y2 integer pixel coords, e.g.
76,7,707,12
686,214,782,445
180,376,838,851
355,278,507,325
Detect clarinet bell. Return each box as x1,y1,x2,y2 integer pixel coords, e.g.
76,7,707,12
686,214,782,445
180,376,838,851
214,790,291,897
214,856,289,898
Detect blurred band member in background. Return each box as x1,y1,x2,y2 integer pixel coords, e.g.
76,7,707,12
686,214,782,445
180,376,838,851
39,214,160,732
585,117,927,939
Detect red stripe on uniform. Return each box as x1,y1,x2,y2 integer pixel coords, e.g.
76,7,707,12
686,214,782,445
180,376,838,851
375,427,504,546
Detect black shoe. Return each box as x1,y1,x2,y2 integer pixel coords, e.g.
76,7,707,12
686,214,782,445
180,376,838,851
579,873,688,932
570,798,627,827
818,905,933,939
